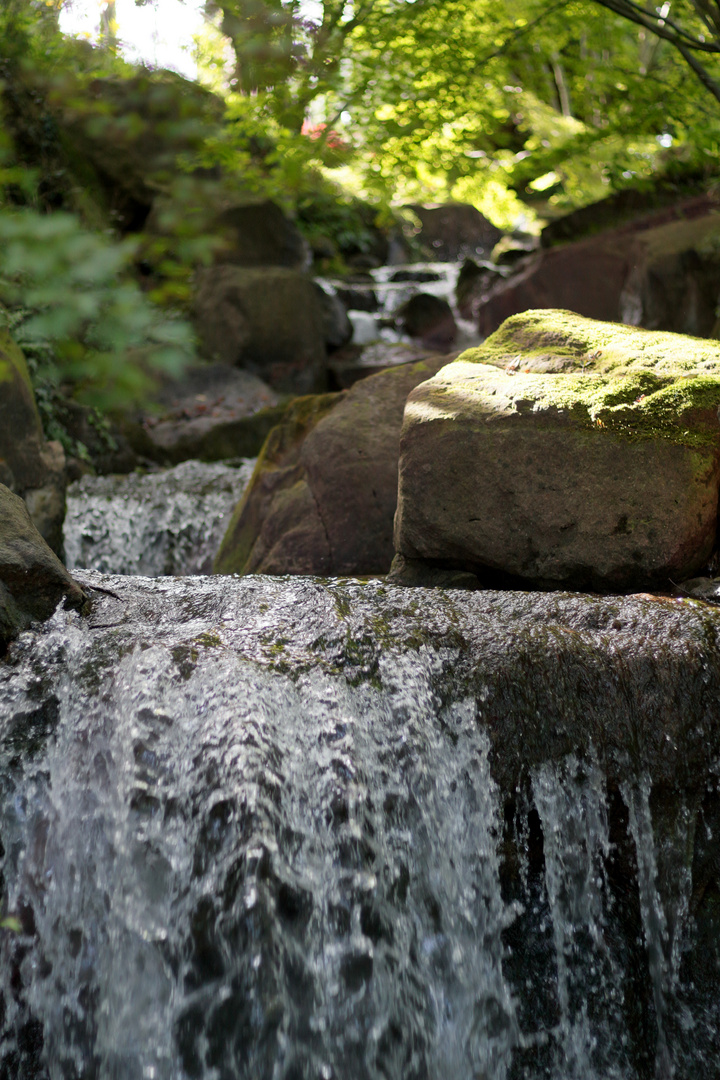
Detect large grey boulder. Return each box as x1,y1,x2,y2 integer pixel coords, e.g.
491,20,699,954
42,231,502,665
0,484,86,651
0,326,67,555
214,355,449,577
393,313,720,591
194,265,327,395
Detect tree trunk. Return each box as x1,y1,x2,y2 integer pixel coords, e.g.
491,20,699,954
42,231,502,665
99,1,118,50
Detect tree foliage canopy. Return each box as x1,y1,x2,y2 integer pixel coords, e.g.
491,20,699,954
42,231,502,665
188,0,720,220
2,0,720,407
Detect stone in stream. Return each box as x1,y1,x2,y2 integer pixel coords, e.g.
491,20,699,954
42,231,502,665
214,355,450,577
193,264,327,395
392,311,720,591
122,363,283,465
313,281,354,352
396,292,458,349
407,201,503,260
0,483,86,650
454,257,506,321
1,573,720,1075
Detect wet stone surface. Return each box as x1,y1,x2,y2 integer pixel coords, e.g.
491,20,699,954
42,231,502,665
0,574,718,1078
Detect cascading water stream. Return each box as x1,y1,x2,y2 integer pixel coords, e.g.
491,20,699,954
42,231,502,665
318,262,483,350
0,574,719,1079
63,460,256,577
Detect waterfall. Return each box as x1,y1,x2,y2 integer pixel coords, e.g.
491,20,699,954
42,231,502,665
0,573,719,1078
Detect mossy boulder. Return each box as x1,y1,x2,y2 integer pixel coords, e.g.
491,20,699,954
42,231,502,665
194,266,327,396
394,315,720,591
56,70,224,230
0,484,86,652
0,327,67,555
214,355,450,577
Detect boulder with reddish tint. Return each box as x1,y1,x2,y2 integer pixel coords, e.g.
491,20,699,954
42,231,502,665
478,195,720,339
214,355,449,577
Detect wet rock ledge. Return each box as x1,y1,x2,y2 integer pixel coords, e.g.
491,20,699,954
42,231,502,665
14,570,720,794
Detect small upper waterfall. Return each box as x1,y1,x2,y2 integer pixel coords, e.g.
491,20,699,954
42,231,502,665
63,460,256,577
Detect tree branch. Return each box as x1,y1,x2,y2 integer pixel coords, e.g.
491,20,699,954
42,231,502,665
468,0,573,72
591,0,720,105
592,0,720,52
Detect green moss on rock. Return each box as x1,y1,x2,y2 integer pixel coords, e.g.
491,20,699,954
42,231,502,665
0,327,43,436
423,359,720,451
213,392,343,575
459,309,720,378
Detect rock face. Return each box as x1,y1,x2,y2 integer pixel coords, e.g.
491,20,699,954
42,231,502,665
0,327,67,555
194,266,327,395
214,355,449,576
394,312,720,590
124,364,282,465
407,202,503,260
0,484,85,650
478,196,720,339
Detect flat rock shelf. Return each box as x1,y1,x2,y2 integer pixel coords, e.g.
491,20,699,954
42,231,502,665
0,573,719,1079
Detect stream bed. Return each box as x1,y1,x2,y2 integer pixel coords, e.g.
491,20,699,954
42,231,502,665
0,573,719,1079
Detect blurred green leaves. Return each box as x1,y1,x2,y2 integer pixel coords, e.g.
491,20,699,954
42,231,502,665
0,210,194,408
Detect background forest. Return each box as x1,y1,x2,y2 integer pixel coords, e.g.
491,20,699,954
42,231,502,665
2,0,720,418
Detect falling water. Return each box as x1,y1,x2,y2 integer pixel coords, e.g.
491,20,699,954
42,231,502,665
319,262,483,350
63,459,255,577
0,574,719,1078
